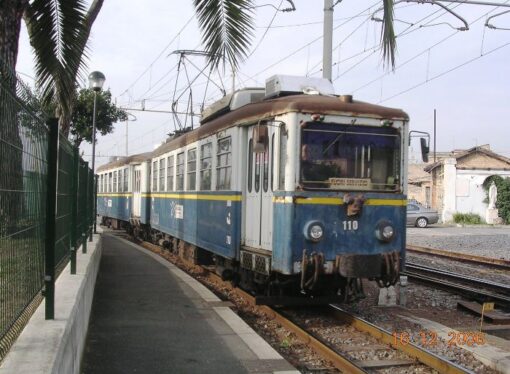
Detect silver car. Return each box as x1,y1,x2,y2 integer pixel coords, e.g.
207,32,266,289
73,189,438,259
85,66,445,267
406,202,439,228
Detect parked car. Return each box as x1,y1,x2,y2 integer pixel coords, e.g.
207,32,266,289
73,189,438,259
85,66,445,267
406,202,439,228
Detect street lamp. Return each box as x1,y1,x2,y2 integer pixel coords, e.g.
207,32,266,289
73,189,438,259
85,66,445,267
88,71,105,235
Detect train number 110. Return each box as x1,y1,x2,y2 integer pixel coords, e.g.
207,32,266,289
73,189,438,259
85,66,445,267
343,220,358,231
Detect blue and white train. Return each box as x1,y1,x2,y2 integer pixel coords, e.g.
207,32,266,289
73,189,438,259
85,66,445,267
97,75,425,305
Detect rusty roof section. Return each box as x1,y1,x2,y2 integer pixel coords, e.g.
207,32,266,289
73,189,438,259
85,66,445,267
97,152,152,173
153,94,409,157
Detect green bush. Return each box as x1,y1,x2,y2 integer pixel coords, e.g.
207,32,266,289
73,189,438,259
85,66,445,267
453,213,482,225
484,176,510,224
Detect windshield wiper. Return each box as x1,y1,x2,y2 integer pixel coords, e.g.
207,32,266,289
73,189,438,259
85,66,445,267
322,132,345,156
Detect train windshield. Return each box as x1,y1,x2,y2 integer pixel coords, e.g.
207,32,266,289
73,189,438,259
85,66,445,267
301,122,401,191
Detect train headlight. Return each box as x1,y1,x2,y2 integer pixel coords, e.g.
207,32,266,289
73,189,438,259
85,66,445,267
375,221,395,242
304,221,324,242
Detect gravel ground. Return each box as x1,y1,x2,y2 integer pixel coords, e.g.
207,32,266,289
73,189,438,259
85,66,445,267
407,226,510,260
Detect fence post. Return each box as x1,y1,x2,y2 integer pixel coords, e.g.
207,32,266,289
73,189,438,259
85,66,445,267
44,118,58,320
83,162,89,252
88,168,93,242
94,175,98,233
70,147,79,274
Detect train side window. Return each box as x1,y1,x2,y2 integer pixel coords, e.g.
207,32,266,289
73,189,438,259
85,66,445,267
124,168,129,192
176,152,185,190
167,155,174,191
255,153,260,192
152,161,158,192
108,172,112,192
113,171,118,193
279,131,287,190
263,147,269,192
159,158,166,191
187,148,197,191
216,137,231,190
99,175,102,193
200,143,212,190
119,169,123,192
248,139,253,192
134,170,141,192
270,134,275,191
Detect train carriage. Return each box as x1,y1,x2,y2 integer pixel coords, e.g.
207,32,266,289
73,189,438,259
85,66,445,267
97,153,151,230
98,75,426,305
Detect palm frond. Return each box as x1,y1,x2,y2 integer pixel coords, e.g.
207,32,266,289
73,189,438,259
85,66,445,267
193,0,254,71
381,0,396,70
24,0,103,134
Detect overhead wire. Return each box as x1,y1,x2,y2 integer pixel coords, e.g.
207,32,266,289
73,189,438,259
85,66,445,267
118,14,195,98
351,0,510,93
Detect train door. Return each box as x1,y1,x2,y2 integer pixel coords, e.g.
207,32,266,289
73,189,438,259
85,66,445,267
132,165,142,218
244,124,274,250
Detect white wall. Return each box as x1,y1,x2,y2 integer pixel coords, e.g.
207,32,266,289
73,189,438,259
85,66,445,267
456,169,510,220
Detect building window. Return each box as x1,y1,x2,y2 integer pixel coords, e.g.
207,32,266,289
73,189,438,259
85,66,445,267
176,152,185,190
216,137,231,190
124,168,129,192
187,148,197,191
159,158,165,191
167,155,174,191
152,161,158,192
200,143,212,190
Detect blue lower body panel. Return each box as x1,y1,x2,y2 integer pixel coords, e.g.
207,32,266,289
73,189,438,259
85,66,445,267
149,192,241,259
272,192,407,274
97,195,131,222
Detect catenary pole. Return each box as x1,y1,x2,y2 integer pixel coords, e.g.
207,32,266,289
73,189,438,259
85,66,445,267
323,0,334,81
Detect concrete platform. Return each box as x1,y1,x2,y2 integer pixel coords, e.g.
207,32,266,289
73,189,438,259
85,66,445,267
81,234,298,374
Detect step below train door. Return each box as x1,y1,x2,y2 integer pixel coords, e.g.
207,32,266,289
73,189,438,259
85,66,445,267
244,123,274,250
132,165,142,218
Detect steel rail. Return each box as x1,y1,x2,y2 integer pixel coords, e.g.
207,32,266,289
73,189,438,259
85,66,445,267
406,262,510,294
135,238,472,374
328,305,472,374
202,271,369,373
404,271,510,307
407,245,510,270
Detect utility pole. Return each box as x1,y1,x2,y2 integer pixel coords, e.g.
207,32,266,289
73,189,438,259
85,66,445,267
433,109,437,163
323,0,334,82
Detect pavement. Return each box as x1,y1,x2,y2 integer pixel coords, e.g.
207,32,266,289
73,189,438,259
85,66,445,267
81,234,298,374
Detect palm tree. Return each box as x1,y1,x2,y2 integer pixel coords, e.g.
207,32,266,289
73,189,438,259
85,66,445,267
0,0,103,135
0,0,103,225
193,0,396,73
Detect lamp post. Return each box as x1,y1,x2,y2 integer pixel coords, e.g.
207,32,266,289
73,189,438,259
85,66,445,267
88,71,105,235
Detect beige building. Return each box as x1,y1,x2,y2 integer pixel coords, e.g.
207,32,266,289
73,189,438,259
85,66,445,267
408,145,510,222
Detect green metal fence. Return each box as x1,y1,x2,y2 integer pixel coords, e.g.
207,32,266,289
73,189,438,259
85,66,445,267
0,62,95,362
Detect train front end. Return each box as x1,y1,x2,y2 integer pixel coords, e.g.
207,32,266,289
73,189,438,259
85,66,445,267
270,101,411,302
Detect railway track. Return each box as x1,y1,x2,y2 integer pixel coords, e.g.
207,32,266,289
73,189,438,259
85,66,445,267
404,263,510,308
133,236,474,374
406,245,510,271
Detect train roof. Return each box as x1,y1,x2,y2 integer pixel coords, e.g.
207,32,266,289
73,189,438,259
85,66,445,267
97,152,152,172
152,93,409,158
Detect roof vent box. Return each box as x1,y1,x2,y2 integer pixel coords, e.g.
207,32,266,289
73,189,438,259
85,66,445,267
201,88,265,123
265,75,335,98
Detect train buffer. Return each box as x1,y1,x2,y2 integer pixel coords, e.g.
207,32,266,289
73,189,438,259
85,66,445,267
81,233,299,373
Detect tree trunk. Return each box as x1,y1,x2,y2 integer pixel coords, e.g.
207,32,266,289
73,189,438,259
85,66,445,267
0,0,29,234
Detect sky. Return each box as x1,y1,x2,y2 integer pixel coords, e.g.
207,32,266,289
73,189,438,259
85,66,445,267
16,0,510,167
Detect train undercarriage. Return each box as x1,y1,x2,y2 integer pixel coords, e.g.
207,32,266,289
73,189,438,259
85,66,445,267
101,216,400,306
